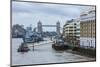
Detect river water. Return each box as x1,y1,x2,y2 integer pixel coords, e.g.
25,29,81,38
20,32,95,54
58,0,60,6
11,38,95,66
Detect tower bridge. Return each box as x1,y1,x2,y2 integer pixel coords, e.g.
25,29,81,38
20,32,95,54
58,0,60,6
37,21,60,35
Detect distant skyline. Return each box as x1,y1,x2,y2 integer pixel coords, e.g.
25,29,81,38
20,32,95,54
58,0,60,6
12,1,93,31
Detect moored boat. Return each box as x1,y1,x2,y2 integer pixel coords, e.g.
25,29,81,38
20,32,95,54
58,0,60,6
17,43,30,52
52,39,69,50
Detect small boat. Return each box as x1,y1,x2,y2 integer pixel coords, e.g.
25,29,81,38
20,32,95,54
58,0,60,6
17,43,30,52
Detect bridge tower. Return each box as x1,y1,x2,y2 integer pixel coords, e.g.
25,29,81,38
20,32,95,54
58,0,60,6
56,21,60,35
37,21,42,34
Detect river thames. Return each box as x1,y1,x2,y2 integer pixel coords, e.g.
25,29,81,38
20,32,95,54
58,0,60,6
11,38,95,66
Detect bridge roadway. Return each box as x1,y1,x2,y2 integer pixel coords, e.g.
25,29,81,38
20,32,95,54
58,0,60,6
42,25,56,27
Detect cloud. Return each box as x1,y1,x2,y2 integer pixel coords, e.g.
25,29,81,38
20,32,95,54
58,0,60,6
12,1,33,13
12,1,83,18
12,1,94,31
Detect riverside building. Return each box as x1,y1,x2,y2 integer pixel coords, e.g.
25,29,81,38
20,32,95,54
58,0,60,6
63,19,80,47
80,7,96,49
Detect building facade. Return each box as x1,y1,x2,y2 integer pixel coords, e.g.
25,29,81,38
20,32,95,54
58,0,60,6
75,19,80,46
80,7,96,48
12,24,26,38
63,19,80,46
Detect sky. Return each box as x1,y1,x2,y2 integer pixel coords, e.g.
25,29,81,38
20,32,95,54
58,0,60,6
12,1,93,32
